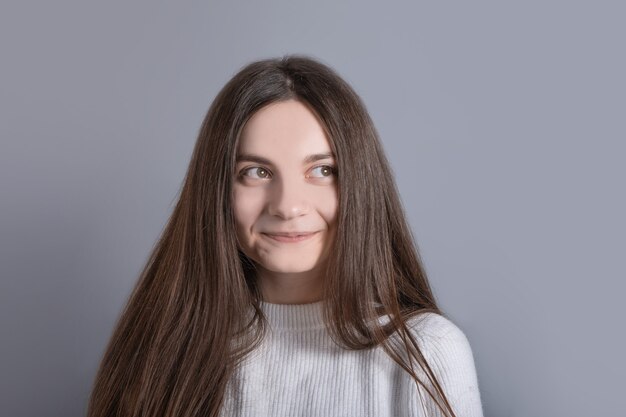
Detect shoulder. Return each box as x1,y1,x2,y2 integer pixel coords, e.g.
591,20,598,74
405,311,469,348
403,311,476,374
378,310,471,353
403,312,484,416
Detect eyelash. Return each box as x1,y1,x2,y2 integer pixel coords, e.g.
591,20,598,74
239,164,337,180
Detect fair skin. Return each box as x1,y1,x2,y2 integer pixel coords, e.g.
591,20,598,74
233,99,338,304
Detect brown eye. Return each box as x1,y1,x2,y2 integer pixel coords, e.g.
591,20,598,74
241,167,271,179
310,165,337,178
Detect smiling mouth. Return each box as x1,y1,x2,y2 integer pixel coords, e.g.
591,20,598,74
262,232,319,243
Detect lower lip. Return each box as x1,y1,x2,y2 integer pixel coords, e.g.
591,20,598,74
263,232,318,243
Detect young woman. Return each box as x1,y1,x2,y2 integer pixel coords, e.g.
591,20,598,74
87,55,484,417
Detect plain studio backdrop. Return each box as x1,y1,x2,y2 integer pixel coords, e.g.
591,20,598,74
0,1,624,416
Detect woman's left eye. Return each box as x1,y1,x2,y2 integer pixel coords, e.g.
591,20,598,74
310,165,337,178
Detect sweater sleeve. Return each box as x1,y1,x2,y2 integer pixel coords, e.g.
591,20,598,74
404,313,484,417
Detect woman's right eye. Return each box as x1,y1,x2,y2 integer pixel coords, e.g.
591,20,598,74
240,167,271,179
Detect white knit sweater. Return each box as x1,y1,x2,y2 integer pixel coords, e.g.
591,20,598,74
219,300,484,417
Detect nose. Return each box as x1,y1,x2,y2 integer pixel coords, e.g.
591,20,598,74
266,173,310,220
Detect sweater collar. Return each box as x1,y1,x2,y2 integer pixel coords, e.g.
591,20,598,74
259,299,327,331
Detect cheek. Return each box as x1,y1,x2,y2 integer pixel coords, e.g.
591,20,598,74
318,187,339,225
233,187,264,232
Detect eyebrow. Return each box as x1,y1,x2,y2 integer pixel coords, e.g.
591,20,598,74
235,152,336,165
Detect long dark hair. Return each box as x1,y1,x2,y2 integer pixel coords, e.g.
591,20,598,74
87,54,457,417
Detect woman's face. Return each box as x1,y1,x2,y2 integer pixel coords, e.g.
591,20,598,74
233,99,338,290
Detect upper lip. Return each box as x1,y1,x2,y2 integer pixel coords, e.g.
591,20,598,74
263,231,317,237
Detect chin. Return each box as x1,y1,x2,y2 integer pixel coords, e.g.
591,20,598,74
264,261,319,274
258,254,323,273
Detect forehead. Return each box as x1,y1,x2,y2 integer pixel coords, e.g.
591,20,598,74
238,100,332,156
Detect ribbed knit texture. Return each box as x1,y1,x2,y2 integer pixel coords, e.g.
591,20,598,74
219,300,483,417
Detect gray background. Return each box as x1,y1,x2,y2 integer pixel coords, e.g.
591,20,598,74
1,1,624,416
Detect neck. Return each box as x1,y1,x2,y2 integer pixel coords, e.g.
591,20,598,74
256,266,325,304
